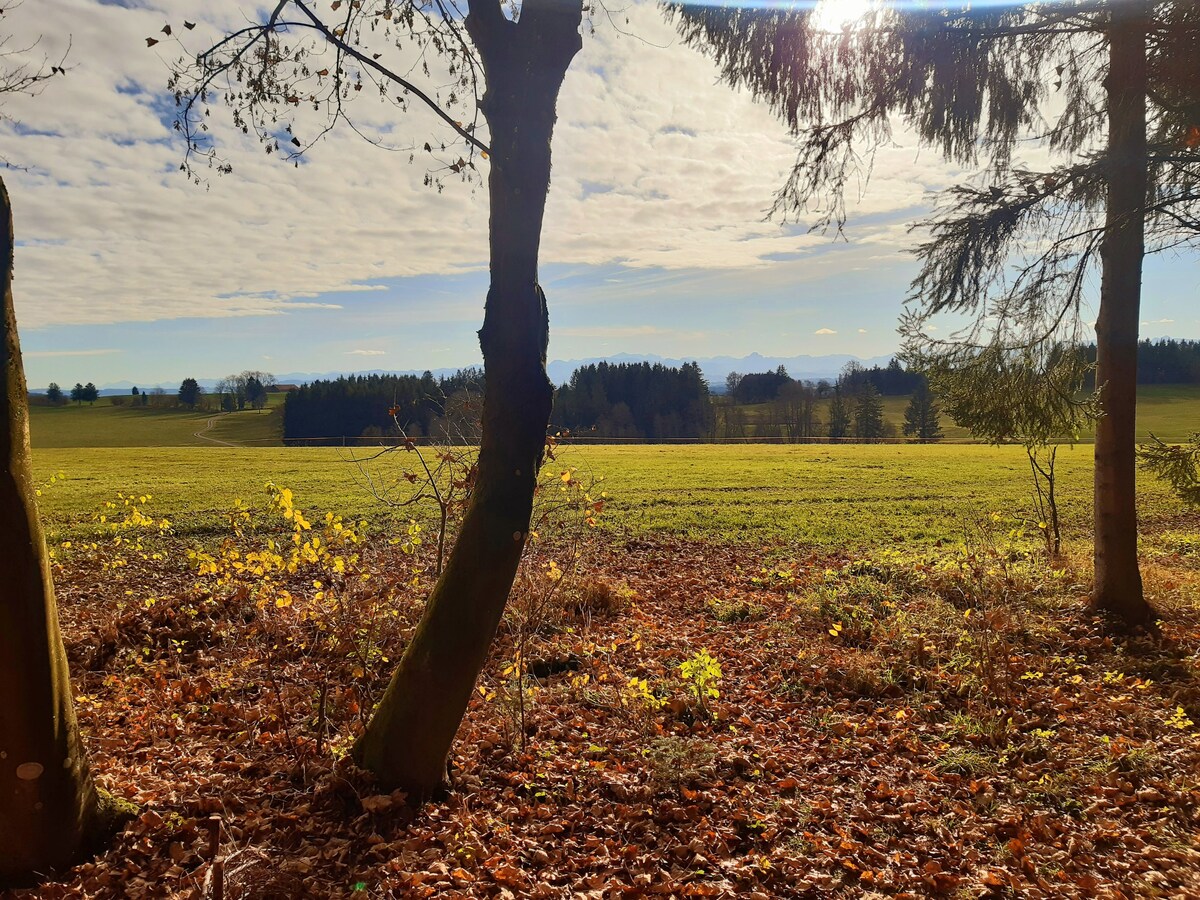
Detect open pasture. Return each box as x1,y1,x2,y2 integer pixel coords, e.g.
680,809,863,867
29,393,285,449
31,442,1189,550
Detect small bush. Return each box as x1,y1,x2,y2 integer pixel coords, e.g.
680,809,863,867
643,735,716,792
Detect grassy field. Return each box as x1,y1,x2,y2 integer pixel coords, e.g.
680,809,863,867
30,443,1190,550
1122,384,1200,442
26,384,1199,548
205,403,285,445
29,393,285,448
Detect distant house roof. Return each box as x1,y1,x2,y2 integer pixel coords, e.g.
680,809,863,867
272,384,300,392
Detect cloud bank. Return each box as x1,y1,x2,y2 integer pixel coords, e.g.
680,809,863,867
6,0,947,333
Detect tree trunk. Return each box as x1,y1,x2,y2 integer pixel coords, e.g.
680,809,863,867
353,0,582,797
1091,3,1156,628
0,177,105,883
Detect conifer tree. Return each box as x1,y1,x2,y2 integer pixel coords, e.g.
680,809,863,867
902,381,943,443
827,387,851,440
672,0,1200,627
853,383,886,442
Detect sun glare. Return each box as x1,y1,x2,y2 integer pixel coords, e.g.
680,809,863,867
810,0,878,32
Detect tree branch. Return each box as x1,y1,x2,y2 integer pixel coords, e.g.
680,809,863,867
291,0,488,154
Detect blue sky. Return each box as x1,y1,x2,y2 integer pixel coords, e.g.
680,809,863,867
6,0,1198,388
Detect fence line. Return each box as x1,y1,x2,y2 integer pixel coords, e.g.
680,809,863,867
241,435,1084,448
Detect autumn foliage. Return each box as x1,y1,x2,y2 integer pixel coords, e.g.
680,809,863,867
12,477,1200,897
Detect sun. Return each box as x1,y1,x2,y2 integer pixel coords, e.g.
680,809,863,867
810,0,879,32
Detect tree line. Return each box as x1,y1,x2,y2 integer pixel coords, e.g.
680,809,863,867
550,361,711,439
721,362,942,442
282,369,484,444
277,359,946,444
1081,339,1200,386
46,382,99,405
172,371,278,411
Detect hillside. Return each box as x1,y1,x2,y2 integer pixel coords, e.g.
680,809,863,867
29,395,285,449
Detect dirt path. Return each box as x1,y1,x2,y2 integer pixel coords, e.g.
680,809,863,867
193,414,237,447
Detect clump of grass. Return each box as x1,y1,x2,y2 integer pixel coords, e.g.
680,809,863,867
706,597,767,623
934,746,998,776
565,577,631,621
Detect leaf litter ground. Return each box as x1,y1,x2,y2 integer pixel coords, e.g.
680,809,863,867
17,517,1200,899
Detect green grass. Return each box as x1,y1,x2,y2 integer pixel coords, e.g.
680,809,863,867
29,443,1188,548
29,395,285,449
24,385,1198,546
1121,384,1200,442
206,405,285,445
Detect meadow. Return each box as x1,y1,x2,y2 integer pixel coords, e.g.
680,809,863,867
26,382,1200,548
29,393,285,449
30,442,1190,550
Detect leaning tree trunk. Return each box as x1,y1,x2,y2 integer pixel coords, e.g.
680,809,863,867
352,0,583,797
1091,2,1155,629
0,178,106,883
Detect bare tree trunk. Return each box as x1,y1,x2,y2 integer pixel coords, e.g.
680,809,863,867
352,0,582,797
0,178,107,883
1091,2,1155,629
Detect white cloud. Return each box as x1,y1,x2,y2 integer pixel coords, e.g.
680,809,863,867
814,328,837,335
556,325,700,339
347,349,387,356
7,0,945,332
1141,318,1175,326
857,328,868,334
24,348,122,358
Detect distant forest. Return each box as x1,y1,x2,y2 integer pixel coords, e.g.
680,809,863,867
283,370,483,444
276,339,1200,443
551,362,711,439
1081,339,1200,385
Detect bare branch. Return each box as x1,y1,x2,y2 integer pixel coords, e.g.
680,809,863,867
291,0,487,153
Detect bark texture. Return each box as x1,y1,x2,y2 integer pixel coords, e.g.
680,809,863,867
0,177,103,883
1091,2,1156,629
352,0,582,796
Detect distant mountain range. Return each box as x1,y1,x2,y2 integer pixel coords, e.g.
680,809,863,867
77,351,895,396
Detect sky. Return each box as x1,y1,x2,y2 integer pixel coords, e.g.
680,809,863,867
4,0,1198,389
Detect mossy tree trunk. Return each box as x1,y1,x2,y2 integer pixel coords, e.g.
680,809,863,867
0,177,106,884
1091,2,1156,629
352,0,582,797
